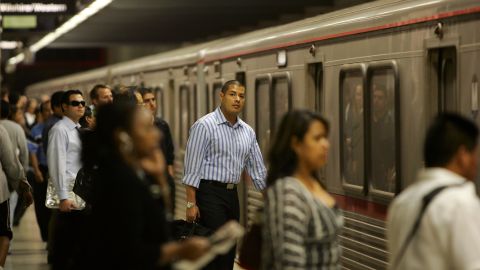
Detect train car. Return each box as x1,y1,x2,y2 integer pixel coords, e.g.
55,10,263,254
25,0,480,268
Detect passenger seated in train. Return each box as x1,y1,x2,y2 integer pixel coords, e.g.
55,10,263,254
262,110,343,270
387,113,480,270
80,101,209,270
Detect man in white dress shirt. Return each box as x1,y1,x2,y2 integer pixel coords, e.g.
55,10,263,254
47,90,85,270
387,113,480,270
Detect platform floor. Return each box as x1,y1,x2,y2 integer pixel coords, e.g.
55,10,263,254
4,206,48,270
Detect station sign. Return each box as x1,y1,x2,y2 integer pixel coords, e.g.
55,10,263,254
0,0,75,15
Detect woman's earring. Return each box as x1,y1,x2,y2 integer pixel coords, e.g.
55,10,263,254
119,131,133,154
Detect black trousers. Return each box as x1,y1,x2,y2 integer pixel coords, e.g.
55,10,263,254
32,165,51,242
197,181,239,270
50,210,87,270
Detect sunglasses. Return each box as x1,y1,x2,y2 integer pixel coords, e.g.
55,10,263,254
69,101,86,107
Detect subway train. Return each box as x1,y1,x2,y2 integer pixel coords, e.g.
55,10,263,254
26,0,480,269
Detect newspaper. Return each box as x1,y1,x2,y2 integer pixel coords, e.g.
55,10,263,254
173,220,245,270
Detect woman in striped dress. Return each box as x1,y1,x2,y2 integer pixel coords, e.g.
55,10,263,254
261,110,343,270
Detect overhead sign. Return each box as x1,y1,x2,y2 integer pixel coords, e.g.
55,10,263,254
0,1,74,14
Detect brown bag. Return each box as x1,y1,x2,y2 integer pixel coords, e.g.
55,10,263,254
238,209,262,270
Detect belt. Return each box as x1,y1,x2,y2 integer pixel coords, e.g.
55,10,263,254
202,180,237,190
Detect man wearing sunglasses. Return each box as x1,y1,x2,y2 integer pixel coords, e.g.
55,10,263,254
47,89,86,270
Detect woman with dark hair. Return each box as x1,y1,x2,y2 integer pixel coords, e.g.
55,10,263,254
81,101,209,270
79,106,95,130
261,110,343,270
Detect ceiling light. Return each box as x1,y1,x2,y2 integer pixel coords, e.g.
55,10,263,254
6,0,113,68
0,41,22,50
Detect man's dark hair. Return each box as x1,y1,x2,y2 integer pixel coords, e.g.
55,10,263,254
424,113,479,167
50,91,65,110
40,100,50,113
61,90,83,111
221,80,244,93
139,87,154,97
0,100,10,119
90,84,111,101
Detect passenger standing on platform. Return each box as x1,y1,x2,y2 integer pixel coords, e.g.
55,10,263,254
30,102,53,242
79,106,95,130
89,84,113,116
42,91,64,155
140,88,176,212
387,113,480,270
0,101,29,230
47,90,86,270
261,110,343,270
183,80,267,270
0,124,33,267
82,101,210,270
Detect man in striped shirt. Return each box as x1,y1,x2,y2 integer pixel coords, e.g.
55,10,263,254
183,80,266,270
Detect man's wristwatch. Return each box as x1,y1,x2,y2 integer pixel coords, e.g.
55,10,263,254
186,201,196,209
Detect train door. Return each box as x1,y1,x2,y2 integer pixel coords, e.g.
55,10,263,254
427,47,457,115
245,73,292,225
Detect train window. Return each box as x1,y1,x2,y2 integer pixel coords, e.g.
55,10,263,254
368,66,397,194
255,75,272,154
340,69,365,189
272,73,292,133
211,82,223,111
155,87,164,118
179,85,190,148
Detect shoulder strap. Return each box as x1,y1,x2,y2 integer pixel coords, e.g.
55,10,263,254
391,182,465,269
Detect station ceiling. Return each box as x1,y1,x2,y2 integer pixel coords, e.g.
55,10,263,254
3,0,372,49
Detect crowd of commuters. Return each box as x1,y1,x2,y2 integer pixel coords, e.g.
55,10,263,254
0,80,479,270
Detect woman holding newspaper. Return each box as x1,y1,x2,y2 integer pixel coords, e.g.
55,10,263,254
79,100,210,270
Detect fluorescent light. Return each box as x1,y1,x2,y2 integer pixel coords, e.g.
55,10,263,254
7,0,113,66
0,41,21,49
7,53,25,66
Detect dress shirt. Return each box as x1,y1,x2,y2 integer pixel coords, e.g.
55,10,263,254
0,119,29,171
42,115,62,155
0,125,27,203
47,117,82,200
182,107,266,189
387,168,480,270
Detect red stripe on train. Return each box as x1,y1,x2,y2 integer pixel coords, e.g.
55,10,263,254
332,194,388,221
198,6,480,64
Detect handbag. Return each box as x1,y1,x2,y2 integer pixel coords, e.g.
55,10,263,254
172,220,212,241
73,166,96,204
238,208,263,270
45,177,86,210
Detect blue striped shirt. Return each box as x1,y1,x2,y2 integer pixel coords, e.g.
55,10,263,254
182,107,266,190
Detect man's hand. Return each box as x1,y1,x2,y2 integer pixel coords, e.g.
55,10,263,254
186,205,200,223
34,169,44,183
22,191,33,207
59,199,76,212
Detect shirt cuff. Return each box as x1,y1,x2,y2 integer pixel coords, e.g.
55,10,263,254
252,179,266,191
58,190,70,201
182,173,202,188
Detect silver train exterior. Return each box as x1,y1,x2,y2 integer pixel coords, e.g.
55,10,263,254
26,0,480,268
